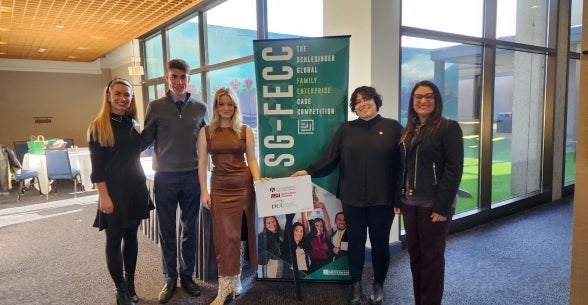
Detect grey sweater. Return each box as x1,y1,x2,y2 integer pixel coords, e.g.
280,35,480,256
142,91,208,173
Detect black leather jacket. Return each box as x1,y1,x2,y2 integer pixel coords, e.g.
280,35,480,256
396,119,464,217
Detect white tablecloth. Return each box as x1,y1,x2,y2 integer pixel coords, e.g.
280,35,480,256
23,148,94,195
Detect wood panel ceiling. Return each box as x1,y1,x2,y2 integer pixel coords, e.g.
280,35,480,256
0,0,203,62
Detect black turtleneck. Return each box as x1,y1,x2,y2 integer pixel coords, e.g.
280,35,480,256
110,113,133,123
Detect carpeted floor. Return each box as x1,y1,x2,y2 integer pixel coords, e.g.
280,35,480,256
0,179,94,208
0,182,572,305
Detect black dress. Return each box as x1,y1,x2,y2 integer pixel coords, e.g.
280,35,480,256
90,114,151,230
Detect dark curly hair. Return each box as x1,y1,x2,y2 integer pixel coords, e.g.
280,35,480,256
349,86,383,112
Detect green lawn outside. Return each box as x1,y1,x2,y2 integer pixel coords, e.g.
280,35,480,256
564,151,576,183
456,137,576,214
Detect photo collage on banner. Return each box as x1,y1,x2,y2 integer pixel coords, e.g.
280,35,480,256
253,36,350,281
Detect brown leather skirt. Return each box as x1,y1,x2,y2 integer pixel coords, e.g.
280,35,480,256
210,169,258,275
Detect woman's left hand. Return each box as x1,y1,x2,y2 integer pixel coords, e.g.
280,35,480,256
430,212,447,222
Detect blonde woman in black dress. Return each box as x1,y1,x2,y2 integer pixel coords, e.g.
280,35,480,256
87,79,152,305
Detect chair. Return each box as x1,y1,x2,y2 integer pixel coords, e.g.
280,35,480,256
45,149,83,200
1,144,40,202
12,169,42,202
64,139,74,149
14,141,29,164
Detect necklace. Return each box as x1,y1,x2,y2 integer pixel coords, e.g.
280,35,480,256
415,123,425,136
111,114,124,122
176,102,186,119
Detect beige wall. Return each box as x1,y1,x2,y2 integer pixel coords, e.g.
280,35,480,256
569,2,588,304
0,69,111,149
570,58,588,304
0,41,140,150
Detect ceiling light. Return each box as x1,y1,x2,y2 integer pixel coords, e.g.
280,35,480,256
128,40,144,76
0,41,7,45
38,47,47,53
128,66,144,75
111,19,129,25
0,6,13,13
92,36,106,40
56,24,64,29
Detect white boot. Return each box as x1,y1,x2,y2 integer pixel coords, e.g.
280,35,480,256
210,276,235,305
234,241,246,296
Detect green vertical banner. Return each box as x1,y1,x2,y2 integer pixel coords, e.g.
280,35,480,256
253,36,350,281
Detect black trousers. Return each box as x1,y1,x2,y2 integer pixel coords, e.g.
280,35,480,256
342,203,394,283
402,204,453,305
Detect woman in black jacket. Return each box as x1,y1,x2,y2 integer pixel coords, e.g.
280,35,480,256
257,216,285,278
395,80,464,305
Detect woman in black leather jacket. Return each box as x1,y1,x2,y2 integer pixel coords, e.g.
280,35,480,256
395,80,463,305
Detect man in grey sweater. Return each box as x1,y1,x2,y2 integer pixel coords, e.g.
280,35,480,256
142,59,208,304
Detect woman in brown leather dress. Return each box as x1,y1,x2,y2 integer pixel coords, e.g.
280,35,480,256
197,87,263,305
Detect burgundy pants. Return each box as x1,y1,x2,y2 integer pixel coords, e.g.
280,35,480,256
402,204,453,305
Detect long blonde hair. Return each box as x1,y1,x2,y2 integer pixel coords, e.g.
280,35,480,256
86,78,136,147
208,87,243,138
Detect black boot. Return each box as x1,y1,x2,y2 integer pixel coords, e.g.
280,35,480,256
369,282,384,305
350,281,362,305
115,281,136,305
125,273,138,303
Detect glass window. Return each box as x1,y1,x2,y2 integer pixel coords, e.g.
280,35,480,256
147,85,157,102
207,62,257,128
156,84,166,99
267,0,323,38
149,84,167,101
145,34,164,79
492,49,545,203
570,0,582,52
205,0,257,65
189,73,203,101
401,0,483,37
401,36,482,214
565,59,579,184
496,0,549,47
167,16,200,70
566,0,581,184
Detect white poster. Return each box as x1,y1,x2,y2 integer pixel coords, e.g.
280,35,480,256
255,175,313,217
